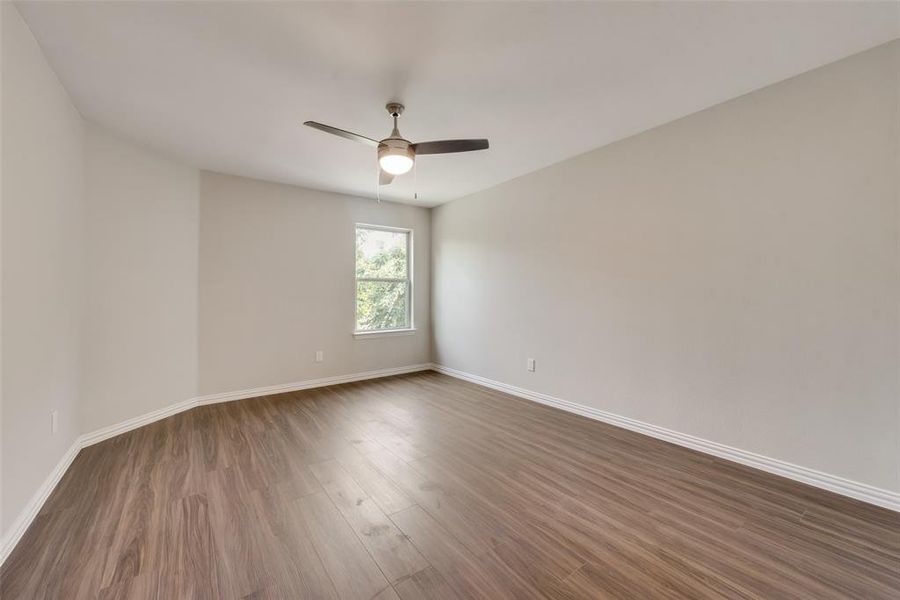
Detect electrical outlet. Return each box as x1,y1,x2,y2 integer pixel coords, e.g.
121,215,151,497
315,350,324,363
50,410,59,434
527,358,536,372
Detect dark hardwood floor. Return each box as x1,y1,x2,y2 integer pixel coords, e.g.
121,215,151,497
2,371,898,599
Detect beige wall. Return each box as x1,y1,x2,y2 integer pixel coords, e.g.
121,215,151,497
199,172,431,395
81,125,199,432
432,41,900,492
1,3,85,535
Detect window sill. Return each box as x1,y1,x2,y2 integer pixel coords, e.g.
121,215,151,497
353,328,417,339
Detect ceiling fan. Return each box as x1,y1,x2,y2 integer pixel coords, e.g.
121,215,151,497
304,103,489,186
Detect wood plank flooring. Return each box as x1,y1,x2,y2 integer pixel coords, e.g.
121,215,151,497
2,371,898,599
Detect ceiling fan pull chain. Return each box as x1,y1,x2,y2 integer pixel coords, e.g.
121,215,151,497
414,160,418,201
375,158,381,203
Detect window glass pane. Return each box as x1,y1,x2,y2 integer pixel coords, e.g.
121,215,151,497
356,228,408,279
356,281,409,331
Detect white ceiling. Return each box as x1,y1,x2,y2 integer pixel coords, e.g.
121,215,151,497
17,1,900,207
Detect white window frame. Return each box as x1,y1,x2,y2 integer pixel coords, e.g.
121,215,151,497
353,223,415,337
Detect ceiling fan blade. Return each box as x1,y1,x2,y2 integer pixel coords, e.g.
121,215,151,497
379,170,395,186
411,139,489,155
303,121,379,147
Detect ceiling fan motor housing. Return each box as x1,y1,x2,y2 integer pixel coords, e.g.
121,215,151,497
379,137,412,154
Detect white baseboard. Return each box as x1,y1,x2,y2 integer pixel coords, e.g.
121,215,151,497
81,363,433,448
0,439,81,567
79,396,199,448
0,362,432,567
431,364,900,513
192,363,434,407
5,360,895,568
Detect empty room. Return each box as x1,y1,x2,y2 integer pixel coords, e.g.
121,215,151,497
2,1,899,598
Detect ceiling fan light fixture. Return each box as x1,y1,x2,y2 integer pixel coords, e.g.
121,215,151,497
378,143,415,175
379,153,414,175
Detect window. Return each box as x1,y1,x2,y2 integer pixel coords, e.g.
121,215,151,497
355,224,412,333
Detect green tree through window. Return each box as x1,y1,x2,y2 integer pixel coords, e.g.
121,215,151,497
355,226,411,331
